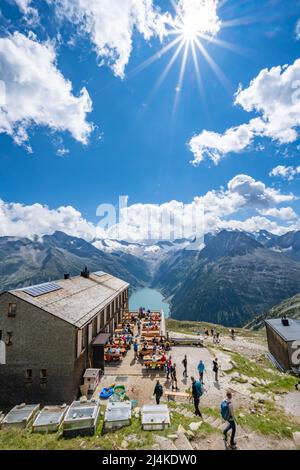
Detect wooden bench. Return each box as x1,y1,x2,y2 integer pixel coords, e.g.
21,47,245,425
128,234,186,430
165,391,192,402
143,359,166,370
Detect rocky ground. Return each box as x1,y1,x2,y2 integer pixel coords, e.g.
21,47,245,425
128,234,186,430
0,324,299,450
95,327,300,451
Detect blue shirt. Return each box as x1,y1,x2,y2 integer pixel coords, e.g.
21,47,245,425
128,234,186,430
198,362,205,373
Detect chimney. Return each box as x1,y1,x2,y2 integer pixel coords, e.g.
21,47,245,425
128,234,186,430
81,266,90,279
281,314,289,326
64,273,70,280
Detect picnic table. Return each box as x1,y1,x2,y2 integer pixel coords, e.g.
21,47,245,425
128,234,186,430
143,355,166,370
105,346,126,355
142,331,160,337
165,391,192,402
104,352,122,363
111,339,131,349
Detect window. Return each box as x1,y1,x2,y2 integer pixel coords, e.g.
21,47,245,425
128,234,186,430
8,303,17,317
40,369,47,384
92,317,97,338
81,326,86,351
25,369,33,383
6,332,12,346
88,323,93,344
77,329,83,358
100,310,105,329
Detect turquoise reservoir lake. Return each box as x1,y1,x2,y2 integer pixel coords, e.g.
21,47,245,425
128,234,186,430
129,288,170,317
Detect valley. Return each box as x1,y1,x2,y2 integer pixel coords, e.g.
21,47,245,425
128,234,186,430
2,228,300,327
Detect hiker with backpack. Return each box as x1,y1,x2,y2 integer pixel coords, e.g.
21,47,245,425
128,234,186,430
153,380,163,405
133,339,139,360
221,391,237,450
197,359,205,383
191,376,203,417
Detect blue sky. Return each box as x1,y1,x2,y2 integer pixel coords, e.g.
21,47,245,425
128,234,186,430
0,0,300,241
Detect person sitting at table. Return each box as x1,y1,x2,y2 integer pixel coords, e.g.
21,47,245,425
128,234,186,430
161,353,166,363
115,347,121,355
108,347,113,354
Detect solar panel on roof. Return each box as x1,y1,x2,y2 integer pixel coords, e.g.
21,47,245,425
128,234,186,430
94,271,107,277
23,282,62,297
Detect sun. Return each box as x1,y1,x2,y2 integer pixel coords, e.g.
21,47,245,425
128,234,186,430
131,0,247,110
179,18,201,42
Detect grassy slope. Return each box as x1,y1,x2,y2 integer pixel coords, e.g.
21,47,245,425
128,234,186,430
0,408,216,451
246,293,300,329
166,318,265,341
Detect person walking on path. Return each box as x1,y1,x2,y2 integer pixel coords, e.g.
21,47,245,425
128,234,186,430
153,380,163,405
197,360,205,383
213,357,219,382
171,363,179,391
221,391,237,449
133,340,139,361
182,355,188,378
191,376,203,417
166,356,172,380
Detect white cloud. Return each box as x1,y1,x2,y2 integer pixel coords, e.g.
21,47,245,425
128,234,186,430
296,19,300,41
215,216,299,235
259,207,297,221
0,174,294,241
190,59,300,164
0,32,93,148
14,0,39,25
173,0,221,36
52,1,221,78
190,118,263,165
270,165,300,181
51,0,170,78
0,200,105,241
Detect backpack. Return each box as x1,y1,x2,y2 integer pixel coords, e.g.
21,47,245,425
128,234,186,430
220,399,230,421
195,380,203,397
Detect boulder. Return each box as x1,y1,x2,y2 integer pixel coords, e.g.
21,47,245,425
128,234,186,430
155,436,177,451
167,434,178,440
174,432,194,450
293,432,300,447
189,422,202,431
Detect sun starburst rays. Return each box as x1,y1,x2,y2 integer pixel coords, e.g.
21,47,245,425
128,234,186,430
130,2,247,112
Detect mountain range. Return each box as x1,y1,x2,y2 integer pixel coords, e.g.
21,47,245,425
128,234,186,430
153,230,300,326
2,229,300,326
0,231,150,291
